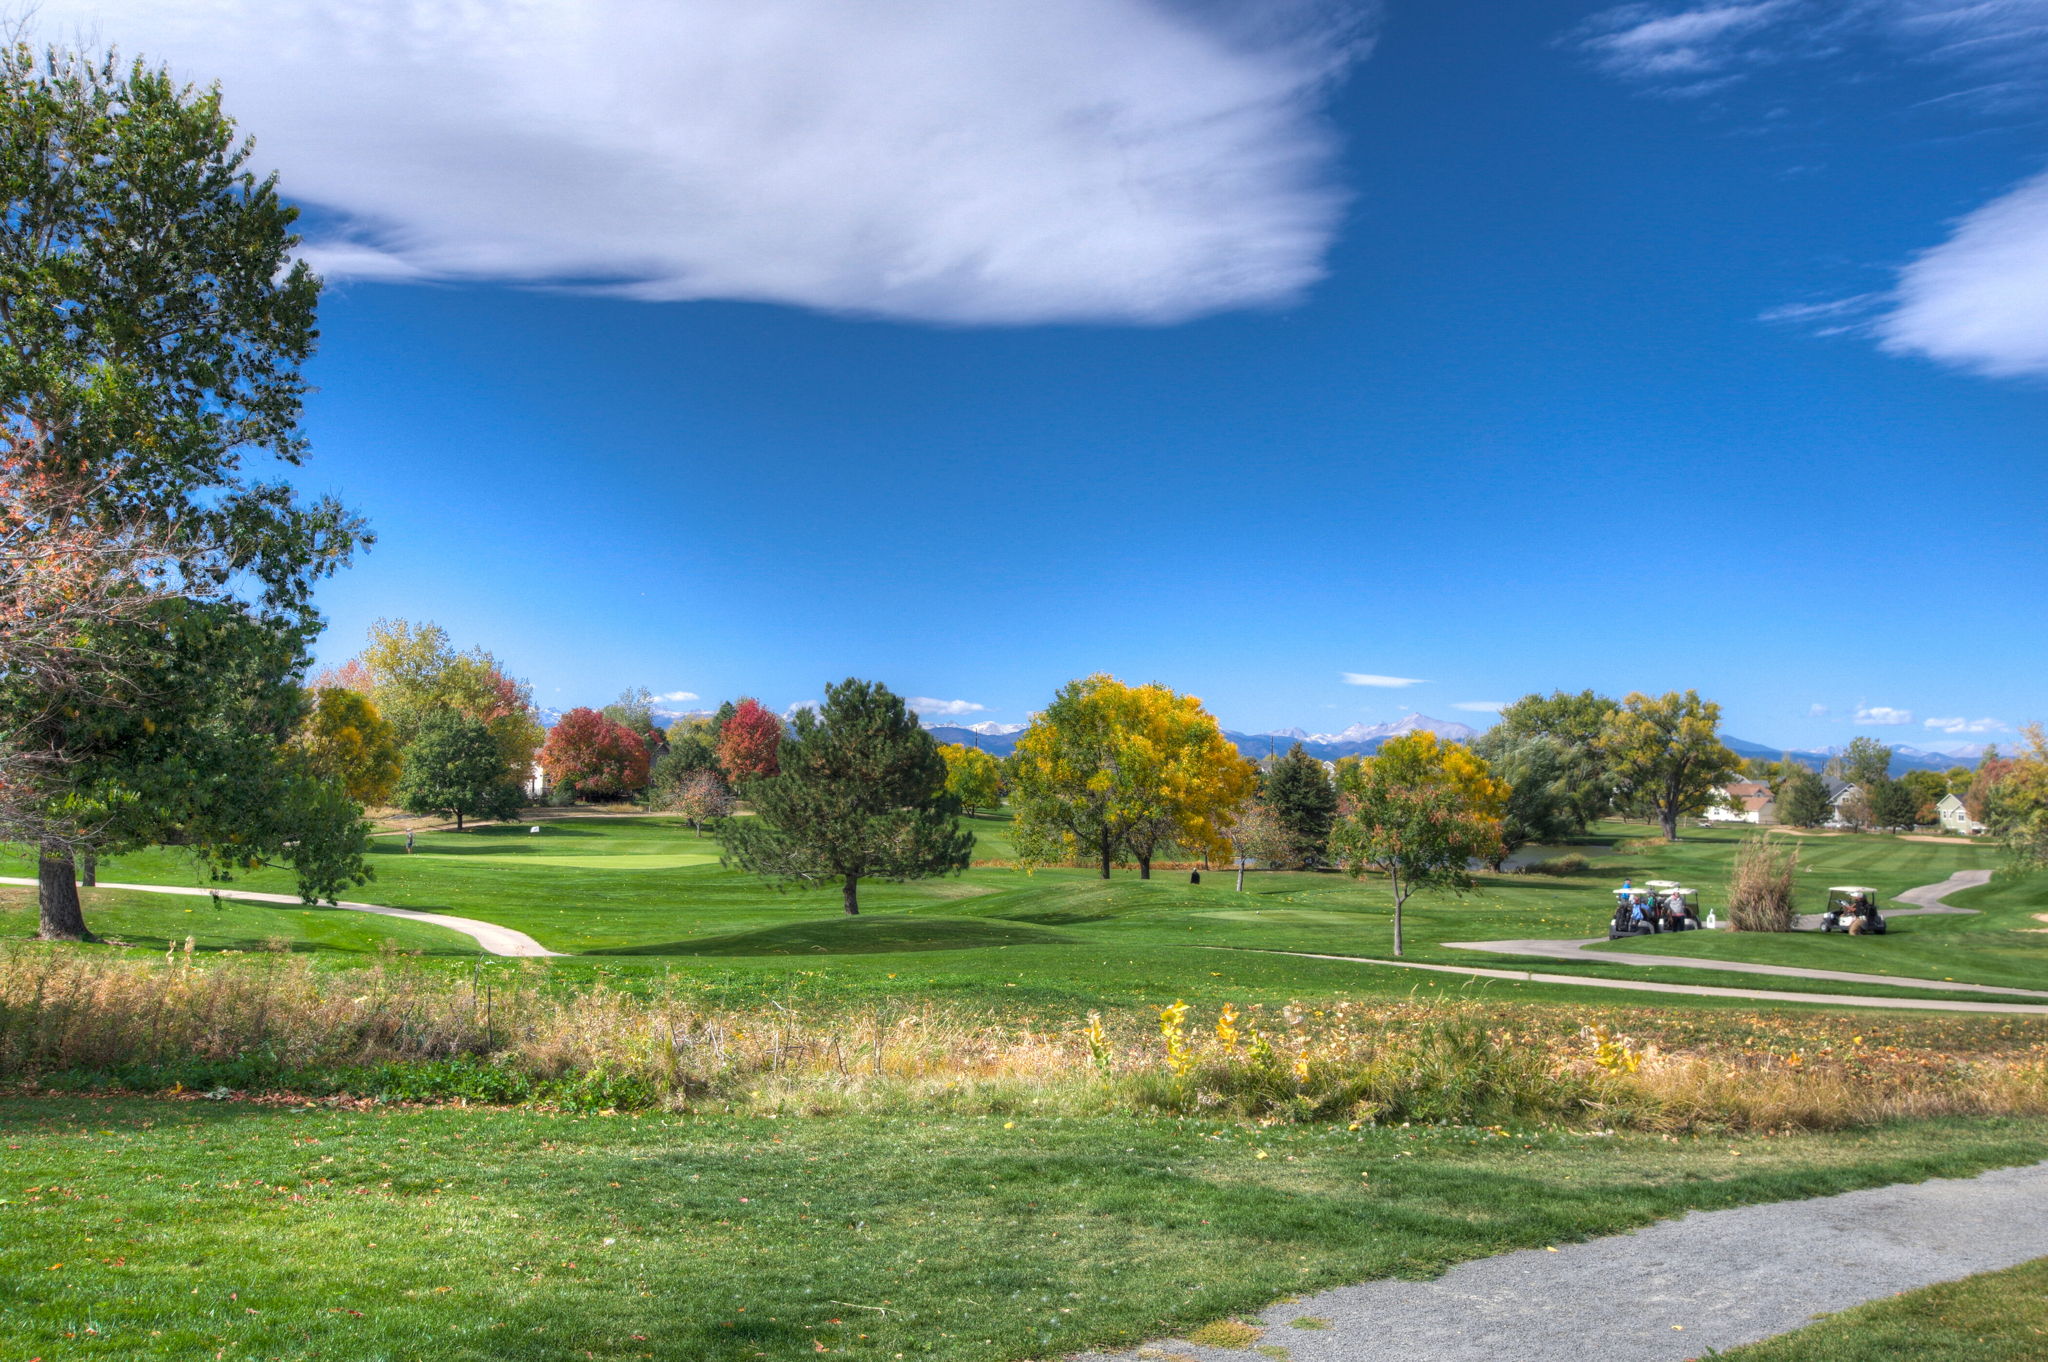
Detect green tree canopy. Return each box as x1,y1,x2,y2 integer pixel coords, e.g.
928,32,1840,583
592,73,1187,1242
1841,736,1895,790
396,711,523,830
1597,691,1741,839
1777,767,1832,828
1484,690,1620,829
717,679,971,915
0,42,367,937
1329,732,1508,957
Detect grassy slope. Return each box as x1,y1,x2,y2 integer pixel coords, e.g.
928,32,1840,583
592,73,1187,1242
5,1099,2046,1362
0,884,479,956
1718,1256,2048,1361
2,817,2038,1010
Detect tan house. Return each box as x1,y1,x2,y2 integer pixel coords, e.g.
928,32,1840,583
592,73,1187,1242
1936,793,1984,836
1707,779,1777,825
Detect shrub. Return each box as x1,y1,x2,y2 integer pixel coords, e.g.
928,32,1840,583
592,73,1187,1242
1615,836,1674,855
1524,853,1591,876
1727,832,1799,931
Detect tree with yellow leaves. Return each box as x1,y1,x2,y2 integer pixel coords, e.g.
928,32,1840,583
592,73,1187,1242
1330,731,1509,956
937,742,1003,817
1596,689,1740,840
297,687,403,807
1006,674,1256,879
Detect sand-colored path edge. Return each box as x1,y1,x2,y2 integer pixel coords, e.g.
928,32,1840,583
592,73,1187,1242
0,877,561,957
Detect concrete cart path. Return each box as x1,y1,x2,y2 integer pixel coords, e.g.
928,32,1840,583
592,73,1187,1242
0,877,561,957
1438,871,2048,1001
1072,1159,2048,1362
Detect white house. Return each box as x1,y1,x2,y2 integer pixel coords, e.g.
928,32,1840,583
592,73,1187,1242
1825,779,1859,829
1936,793,1984,836
1707,780,1776,825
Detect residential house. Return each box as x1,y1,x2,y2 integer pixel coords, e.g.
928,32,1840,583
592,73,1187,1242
1824,778,1858,829
1936,793,1985,836
1707,779,1777,825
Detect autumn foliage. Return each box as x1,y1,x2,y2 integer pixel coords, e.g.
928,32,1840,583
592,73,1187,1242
716,697,783,784
539,707,650,800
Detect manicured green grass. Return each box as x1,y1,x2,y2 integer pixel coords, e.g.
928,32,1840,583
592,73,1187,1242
1718,1256,2048,1361
4,816,2039,1010
0,884,478,956
4,1098,2046,1361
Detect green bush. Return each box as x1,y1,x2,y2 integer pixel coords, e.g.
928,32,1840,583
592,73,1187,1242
1524,853,1591,876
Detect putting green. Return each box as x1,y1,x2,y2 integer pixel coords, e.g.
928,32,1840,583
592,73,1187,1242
408,850,721,871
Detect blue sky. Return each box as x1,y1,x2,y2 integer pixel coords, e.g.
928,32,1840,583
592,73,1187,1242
47,0,2048,748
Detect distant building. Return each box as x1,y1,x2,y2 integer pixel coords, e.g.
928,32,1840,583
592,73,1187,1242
1707,780,1776,825
1936,793,1984,836
1824,778,1858,829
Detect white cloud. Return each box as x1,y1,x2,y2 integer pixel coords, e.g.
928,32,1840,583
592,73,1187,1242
1924,715,2005,734
1342,673,1428,688
1580,0,2048,377
1809,702,1830,717
1854,705,1915,725
657,690,700,703
1577,1,1795,81
908,697,987,717
38,0,1377,326
1452,700,1506,712
1880,169,2048,378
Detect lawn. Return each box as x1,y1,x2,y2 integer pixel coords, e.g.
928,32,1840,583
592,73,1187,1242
5,1098,2046,1362
3,815,2040,1012
1717,1255,2048,1361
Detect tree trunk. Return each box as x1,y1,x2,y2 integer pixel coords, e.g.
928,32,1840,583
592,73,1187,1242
842,874,861,916
1390,876,1406,957
37,844,94,942
81,850,97,887
1236,858,1245,892
1099,830,1112,880
1137,854,1151,880
1659,803,1678,840
455,809,465,831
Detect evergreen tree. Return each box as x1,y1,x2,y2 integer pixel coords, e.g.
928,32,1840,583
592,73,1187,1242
1264,743,1337,868
1778,768,1831,828
717,679,972,914
397,712,523,830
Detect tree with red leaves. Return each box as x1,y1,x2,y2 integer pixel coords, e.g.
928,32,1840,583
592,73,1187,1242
716,698,783,784
539,707,650,801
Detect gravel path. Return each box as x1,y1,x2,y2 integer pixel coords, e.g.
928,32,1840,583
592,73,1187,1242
0,877,560,957
1071,1159,2048,1362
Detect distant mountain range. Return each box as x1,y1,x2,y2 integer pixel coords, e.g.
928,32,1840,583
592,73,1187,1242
1720,737,1986,775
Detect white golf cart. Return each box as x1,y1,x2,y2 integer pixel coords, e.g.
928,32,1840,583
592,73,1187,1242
1820,886,1885,935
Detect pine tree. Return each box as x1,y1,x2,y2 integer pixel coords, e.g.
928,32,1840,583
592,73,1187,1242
717,679,972,914
1778,768,1831,828
1264,743,1337,868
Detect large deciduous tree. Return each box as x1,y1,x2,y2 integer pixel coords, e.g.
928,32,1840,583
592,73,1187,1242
937,742,1003,817
716,678,972,914
0,42,368,938
1596,691,1740,839
1005,675,1256,879
538,707,650,801
1472,733,1578,866
1841,736,1895,790
716,697,782,785
396,711,523,830
1329,731,1508,957
298,687,402,807
1983,725,2048,868
1481,690,1620,830
1262,743,1337,869
351,618,544,786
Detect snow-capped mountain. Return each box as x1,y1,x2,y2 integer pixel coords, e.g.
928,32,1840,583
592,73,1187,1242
1300,714,1478,745
1228,714,1479,760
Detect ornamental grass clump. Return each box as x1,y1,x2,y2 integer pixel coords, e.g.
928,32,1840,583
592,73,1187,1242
1727,832,1800,932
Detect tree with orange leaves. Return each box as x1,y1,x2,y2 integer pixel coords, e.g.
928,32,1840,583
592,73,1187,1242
716,698,783,784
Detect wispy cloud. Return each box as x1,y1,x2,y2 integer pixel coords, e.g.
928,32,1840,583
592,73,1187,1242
1452,700,1506,712
1342,673,1428,688
908,697,987,717
1809,702,1831,717
656,690,700,703
39,0,1378,326
1925,715,2005,734
1577,1,1796,83
1578,0,2048,377
1855,705,1915,725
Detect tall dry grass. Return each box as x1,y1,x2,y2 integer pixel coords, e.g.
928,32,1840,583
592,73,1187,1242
2,944,2044,1132
1728,832,1801,931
